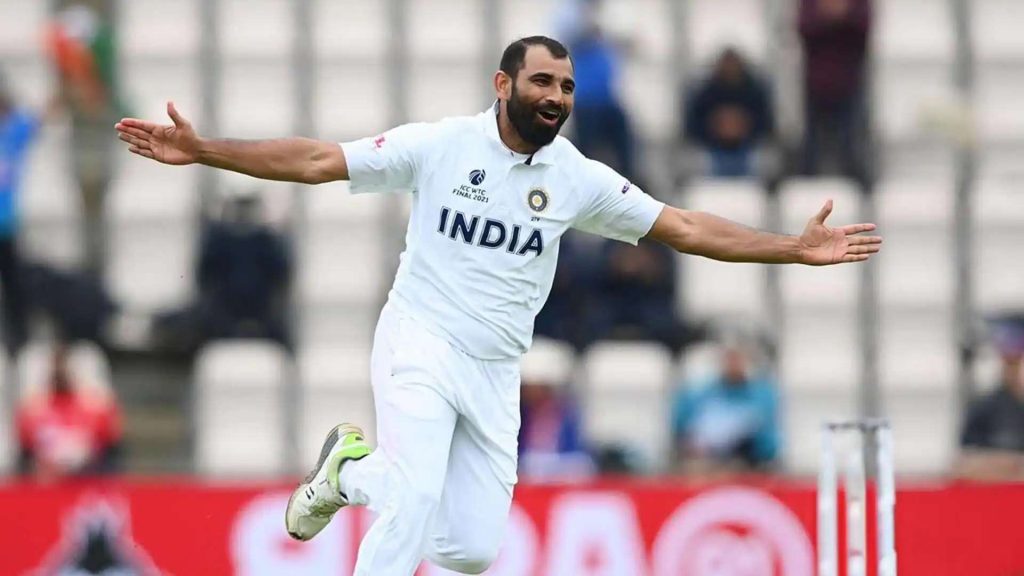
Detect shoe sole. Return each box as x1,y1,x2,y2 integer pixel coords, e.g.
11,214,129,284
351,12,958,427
285,423,364,541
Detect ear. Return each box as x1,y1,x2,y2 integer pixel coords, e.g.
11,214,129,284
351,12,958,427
494,70,512,101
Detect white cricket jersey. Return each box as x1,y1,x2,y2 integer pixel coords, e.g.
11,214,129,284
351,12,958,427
341,104,665,359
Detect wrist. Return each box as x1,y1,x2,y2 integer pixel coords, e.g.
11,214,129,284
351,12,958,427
789,236,808,264
195,137,212,164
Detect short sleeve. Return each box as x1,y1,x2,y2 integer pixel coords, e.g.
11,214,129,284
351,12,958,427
572,160,664,244
340,122,437,194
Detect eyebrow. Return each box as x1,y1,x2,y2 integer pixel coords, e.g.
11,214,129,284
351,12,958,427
529,72,576,89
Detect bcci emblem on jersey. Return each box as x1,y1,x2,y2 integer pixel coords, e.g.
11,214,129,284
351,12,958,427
527,188,548,213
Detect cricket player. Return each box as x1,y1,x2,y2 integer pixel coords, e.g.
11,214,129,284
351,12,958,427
115,36,882,575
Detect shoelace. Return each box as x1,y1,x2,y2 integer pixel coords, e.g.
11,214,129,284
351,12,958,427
307,479,342,517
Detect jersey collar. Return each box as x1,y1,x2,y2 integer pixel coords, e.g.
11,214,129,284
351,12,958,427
482,101,557,166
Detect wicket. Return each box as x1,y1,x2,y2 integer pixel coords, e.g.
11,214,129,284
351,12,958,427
818,419,897,576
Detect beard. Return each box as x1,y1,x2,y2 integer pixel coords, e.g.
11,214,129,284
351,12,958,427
506,85,569,148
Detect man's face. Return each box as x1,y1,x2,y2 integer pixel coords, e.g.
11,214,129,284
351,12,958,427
504,46,575,147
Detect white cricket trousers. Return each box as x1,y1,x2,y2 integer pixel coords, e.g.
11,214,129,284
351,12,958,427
339,303,521,575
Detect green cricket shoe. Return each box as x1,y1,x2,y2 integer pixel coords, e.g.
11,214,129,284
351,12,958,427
285,423,371,541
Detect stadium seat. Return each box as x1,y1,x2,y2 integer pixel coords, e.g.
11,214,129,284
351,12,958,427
678,341,724,383
883,389,957,475
0,0,49,58
500,0,555,46
874,60,957,145
120,0,200,58
3,58,52,107
219,61,296,138
677,179,768,323
315,63,390,142
975,63,1024,143
20,128,83,269
17,341,114,399
874,0,954,61
687,0,768,65
298,344,376,468
218,0,295,58
0,352,8,474
620,60,679,142
972,340,1004,394
305,180,386,225
408,62,489,123
876,177,955,308
195,341,289,477
779,179,863,308
971,0,1024,61
107,159,199,313
521,337,576,386
122,60,202,128
409,0,485,60
779,310,859,474
313,0,389,60
299,183,388,346
972,175,1024,313
623,0,674,62
580,341,674,471
300,213,385,308
879,310,957,392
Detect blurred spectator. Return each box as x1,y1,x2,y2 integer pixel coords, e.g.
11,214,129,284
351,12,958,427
48,0,123,274
23,261,117,344
798,0,872,188
671,341,780,475
16,345,123,479
534,231,601,349
957,318,1024,481
0,71,37,355
518,341,594,481
586,240,697,351
156,189,292,352
683,48,775,178
556,0,638,182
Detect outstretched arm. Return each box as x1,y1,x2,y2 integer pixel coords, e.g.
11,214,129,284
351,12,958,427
646,199,882,265
114,101,348,185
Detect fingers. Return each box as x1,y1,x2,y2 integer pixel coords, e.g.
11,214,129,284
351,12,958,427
115,123,153,141
841,254,870,263
167,101,188,128
840,222,877,235
128,146,155,159
813,199,834,224
846,244,881,255
117,118,161,133
847,235,883,246
118,132,152,150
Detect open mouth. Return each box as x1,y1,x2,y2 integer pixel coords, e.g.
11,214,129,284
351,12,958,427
536,108,561,126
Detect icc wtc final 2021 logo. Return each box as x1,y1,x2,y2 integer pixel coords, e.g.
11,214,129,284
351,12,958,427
469,169,486,186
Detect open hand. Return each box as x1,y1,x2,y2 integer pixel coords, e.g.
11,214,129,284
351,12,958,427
114,101,200,165
799,200,882,265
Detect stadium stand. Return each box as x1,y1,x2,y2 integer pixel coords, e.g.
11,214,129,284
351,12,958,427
2,0,1022,481
581,341,674,471
195,341,288,477
677,179,769,325
298,343,376,468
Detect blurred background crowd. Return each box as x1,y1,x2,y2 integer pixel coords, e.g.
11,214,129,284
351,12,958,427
0,0,1022,486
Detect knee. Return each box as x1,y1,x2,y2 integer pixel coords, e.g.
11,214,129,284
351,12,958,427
430,534,501,574
434,551,498,575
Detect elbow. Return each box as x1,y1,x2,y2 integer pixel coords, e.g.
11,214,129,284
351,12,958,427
659,208,701,254
303,167,331,185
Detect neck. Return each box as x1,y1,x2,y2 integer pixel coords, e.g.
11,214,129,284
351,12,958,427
497,101,541,155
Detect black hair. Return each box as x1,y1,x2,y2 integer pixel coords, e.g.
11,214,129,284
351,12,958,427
499,36,572,80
